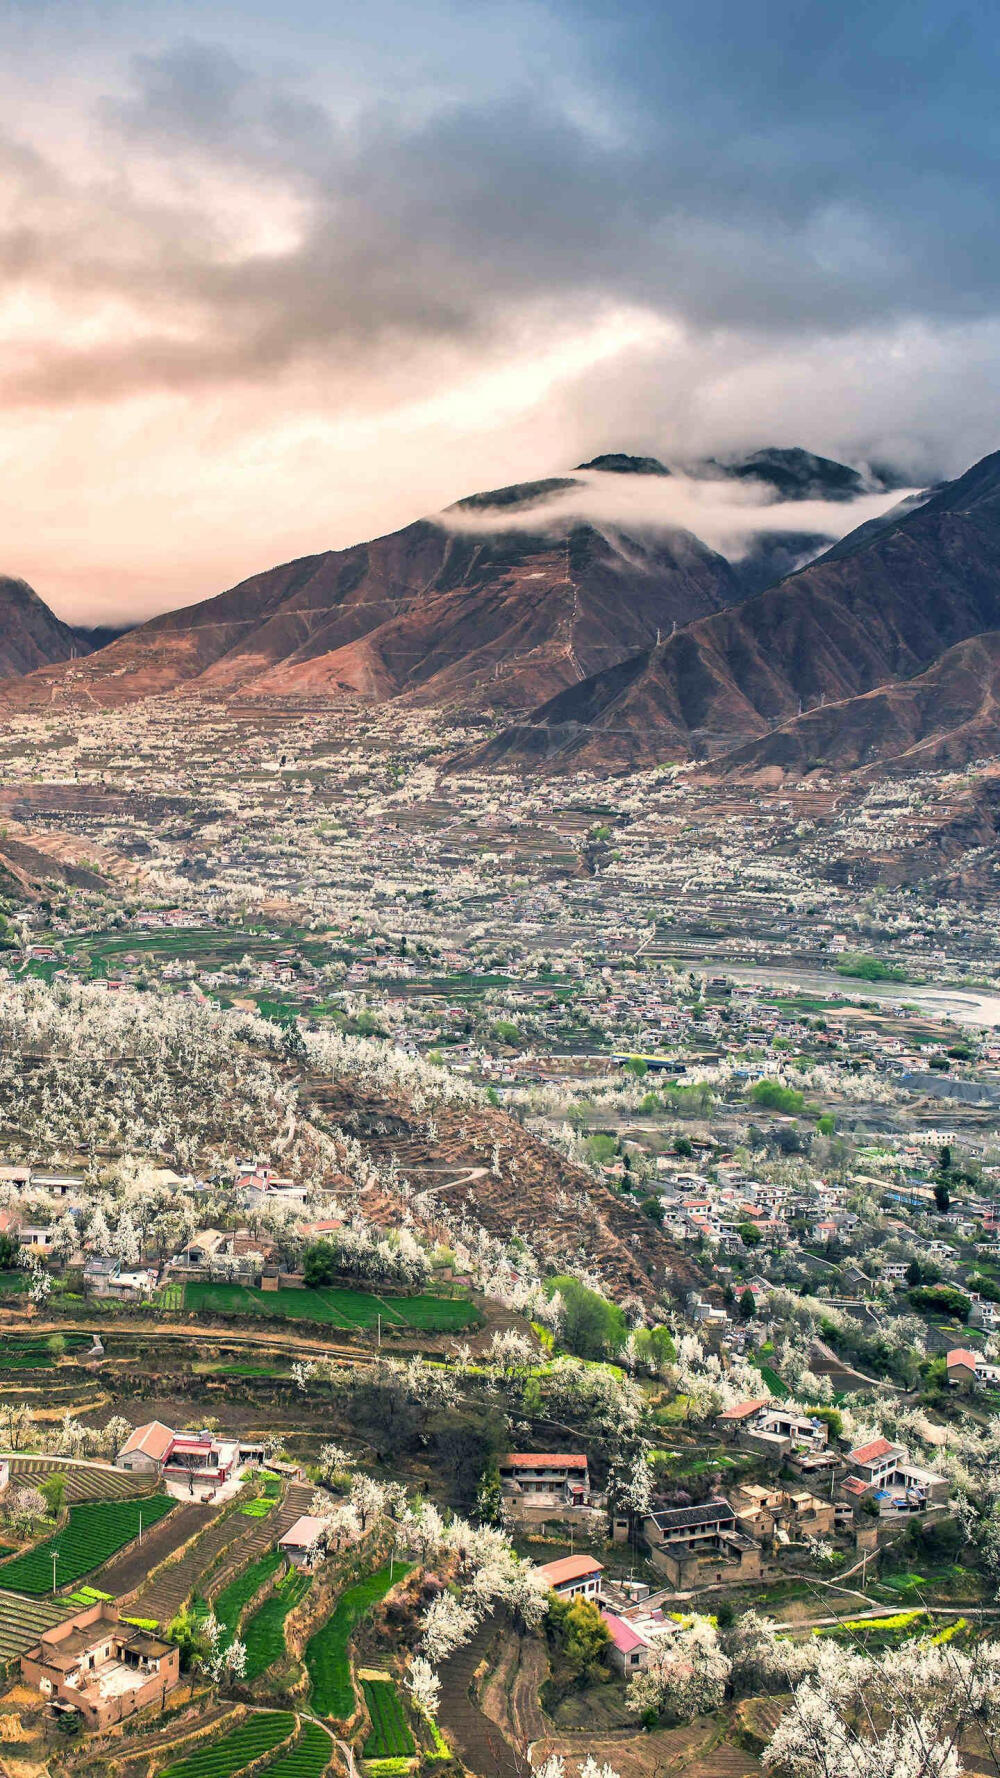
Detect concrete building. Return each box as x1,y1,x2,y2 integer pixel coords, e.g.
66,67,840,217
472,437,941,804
535,1554,604,1600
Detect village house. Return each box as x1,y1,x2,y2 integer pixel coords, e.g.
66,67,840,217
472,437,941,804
947,1346,1000,1388
731,1481,836,1546
84,1258,157,1301
116,1422,265,1495
21,1600,179,1729
172,1229,228,1269
235,1159,307,1207
16,1220,57,1254
642,1498,761,1587
279,1514,328,1568
498,1453,591,1521
534,1554,604,1601
841,1437,950,1513
601,1610,650,1675
718,1399,829,1459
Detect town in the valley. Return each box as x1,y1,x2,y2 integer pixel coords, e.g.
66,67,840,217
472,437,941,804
0,699,994,1777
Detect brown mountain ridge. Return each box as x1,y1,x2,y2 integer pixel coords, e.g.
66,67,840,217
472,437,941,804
0,447,887,715
465,447,1000,776
0,576,92,678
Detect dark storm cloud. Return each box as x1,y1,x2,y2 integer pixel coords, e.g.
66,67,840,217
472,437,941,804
1,1,999,459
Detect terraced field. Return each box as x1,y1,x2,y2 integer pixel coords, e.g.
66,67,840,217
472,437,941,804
0,1334,92,1369
7,1456,159,1501
306,1563,413,1721
208,1483,312,1600
161,1711,296,1778
362,1678,414,1758
214,1549,283,1648
133,1484,311,1628
260,1721,330,1778
0,1587,74,1659
244,1569,312,1681
182,1279,477,1332
91,1501,211,1597
0,1495,175,1593
131,1506,245,1628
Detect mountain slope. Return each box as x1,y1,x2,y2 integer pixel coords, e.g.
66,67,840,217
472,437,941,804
722,630,1000,778
466,448,1000,771
0,506,746,714
0,577,91,677
0,447,891,716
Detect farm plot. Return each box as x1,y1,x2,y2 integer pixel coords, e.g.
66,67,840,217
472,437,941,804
161,1711,296,1778
306,1563,413,1721
7,1456,158,1501
183,1280,477,1333
214,1549,283,1647
260,1721,330,1778
362,1678,414,1758
0,1588,74,1660
91,1501,211,1597
129,1504,236,1627
0,1495,175,1594
0,1335,91,1370
244,1569,311,1681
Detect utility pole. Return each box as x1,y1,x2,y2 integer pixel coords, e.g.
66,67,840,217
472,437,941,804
52,1549,59,1596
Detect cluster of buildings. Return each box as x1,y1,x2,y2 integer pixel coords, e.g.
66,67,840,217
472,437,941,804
517,1409,951,1602
116,1419,269,1498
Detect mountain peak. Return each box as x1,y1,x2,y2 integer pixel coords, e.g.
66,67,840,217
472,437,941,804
448,477,580,514
574,452,671,476
701,447,870,502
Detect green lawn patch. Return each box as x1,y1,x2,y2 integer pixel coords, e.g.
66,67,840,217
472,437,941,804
362,1677,414,1757
306,1562,413,1720
183,1279,477,1333
751,1359,791,1399
0,1495,175,1594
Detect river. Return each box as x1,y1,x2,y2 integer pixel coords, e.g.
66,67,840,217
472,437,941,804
716,962,1000,1030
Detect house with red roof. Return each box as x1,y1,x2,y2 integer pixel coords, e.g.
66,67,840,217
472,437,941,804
534,1554,604,1600
601,1609,650,1675
499,1453,591,1522
842,1436,949,1512
116,1422,266,1497
947,1346,1000,1388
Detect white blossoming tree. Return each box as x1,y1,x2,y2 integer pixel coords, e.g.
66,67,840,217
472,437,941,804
419,1593,478,1663
627,1615,732,1723
764,1639,1000,1778
406,1654,441,1719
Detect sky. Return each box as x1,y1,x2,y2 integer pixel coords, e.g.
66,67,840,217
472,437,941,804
0,0,998,623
